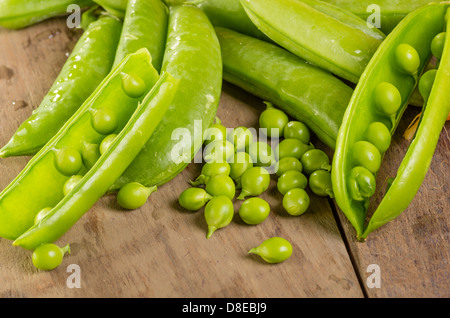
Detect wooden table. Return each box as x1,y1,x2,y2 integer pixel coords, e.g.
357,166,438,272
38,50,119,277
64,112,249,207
0,17,448,298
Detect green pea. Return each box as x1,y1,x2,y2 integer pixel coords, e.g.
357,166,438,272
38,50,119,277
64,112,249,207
81,142,101,170
365,122,391,153
394,43,420,75
54,147,82,177
238,197,270,225
300,149,331,175
283,121,310,144
99,134,117,155
204,195,234,239
282,188,310,216
249,237,292,264
121,73,146,98
117,182,157,210
277,170,308,195
275,138,313,160
34,207,52,224
309,170,334,198
190,162,231,187
352,141,382,174
229,152,253,181
203,139,235,163
63,175,83,196
178,187,213,211
348,166,376,201
259,101,289,138
227,126,254,152
32,243,71,271
92,108,118,135
205,175,236,200
248,141,275,167
419,69,438,103
204,118,227,146
275,157,303,177
237,167,271,200
431,32,446,60
373,82,402,116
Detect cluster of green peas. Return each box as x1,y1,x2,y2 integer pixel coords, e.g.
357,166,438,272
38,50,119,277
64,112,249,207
178,102,334,263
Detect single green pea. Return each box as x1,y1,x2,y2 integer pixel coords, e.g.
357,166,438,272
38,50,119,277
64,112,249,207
275,138,313,160
54,147,83,177
63,175,83,196
32,243,71,271
34,207,52,224
247,141,275,167
238,197,270,225
431,32,446,60
121,73,147,98
229,152,253,181
190,162,231,186
259,101,289,138
204,118,227,146
92,108,118,135
277,170,308,195
395,43,420,75
81,142,101,170
282,188,310,216
373,82,402,116
205,175,236,200
275,157,303,177
249,237,292,264
204,195,234,239
365,122,391,153
99,134,117,155
352,141,382,174
419,69,438,103
203,139,235,163
178,187,213,211
117,182,157,210
309,170,334,198
300,149,331,175
283,121,310,144
348,166,376,201
237,167,271,200
227,126,254,152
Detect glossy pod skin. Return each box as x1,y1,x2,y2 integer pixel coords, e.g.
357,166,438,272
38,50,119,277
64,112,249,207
0,14,122,157
332,3,450,239
14,70,179,250
216,27,353,149
0,49,160,241
0,0,94,29
112,3,222,189
113,0,168,72
240,0,385,83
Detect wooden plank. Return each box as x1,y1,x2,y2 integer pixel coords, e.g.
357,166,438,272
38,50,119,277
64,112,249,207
0,18,362,298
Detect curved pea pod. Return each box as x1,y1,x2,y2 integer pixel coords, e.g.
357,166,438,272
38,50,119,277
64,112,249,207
93,0,128,19
332,3,449,238
215,27,352,149
0,14,123,158
0,48,160,241
113,0,168,72
14,72,179,250
360,8,450,239
111,4,222,189
0,0,94,29
240,0,385,84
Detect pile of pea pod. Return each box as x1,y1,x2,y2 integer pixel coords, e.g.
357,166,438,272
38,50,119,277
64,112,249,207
0,0,449,269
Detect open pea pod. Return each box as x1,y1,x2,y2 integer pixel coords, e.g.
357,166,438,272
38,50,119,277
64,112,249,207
332,3,450,239
0,48,159,241
240,0,385,83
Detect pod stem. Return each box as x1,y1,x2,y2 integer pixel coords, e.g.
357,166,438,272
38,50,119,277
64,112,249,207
189,175,207,187
145,186,158,197
61,243,71,256
322,163,332,172
206,226,217,239
248,247,260,255
237,189,250,200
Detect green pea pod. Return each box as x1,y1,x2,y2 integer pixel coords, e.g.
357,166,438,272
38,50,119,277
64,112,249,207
332,3,449,238
113,0,168,72
0,0,94,29
0,14,122,158
215,27,353,149
93,0,128,19
240,0,385,83
360,7,450,239
0,48,159,241
14,71,178,250
111,3,222,189
323,0,433,34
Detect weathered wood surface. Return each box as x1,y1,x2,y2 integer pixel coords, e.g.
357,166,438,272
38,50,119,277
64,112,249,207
0,17,448,298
